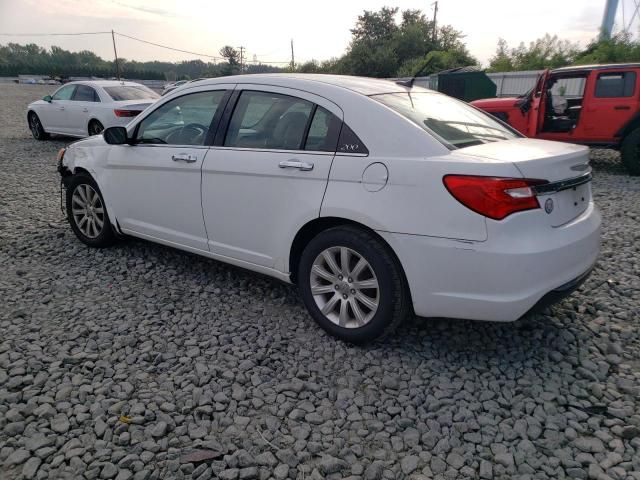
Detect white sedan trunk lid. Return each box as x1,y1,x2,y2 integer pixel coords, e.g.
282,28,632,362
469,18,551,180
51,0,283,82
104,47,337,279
112,100,154,112
458,138,592,227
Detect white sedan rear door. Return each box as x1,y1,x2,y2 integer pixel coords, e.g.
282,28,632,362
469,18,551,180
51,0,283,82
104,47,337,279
66,84,101,136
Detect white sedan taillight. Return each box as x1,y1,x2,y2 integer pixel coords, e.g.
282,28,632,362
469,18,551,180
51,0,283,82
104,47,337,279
443,175,547,220
114,109,141,118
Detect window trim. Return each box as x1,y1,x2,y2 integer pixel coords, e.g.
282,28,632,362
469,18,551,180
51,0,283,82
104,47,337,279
131,89,232,147
208,145,336,156
594,71,637,98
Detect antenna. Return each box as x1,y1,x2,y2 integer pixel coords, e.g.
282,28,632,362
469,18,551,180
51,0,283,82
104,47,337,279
396,56,435,89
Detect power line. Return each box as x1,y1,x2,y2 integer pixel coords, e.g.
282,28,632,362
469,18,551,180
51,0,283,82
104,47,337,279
114,32,223,61
0,31,111,36
0,30,294,65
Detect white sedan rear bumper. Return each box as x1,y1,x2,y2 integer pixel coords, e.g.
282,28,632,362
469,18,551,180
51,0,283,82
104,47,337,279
379,202,601,321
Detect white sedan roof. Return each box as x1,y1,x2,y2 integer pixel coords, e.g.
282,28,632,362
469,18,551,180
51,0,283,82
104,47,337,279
65,80,149,88
187,74,422,97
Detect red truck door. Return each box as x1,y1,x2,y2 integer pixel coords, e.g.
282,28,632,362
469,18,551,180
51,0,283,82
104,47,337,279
527,69,550,137
581,69,638,142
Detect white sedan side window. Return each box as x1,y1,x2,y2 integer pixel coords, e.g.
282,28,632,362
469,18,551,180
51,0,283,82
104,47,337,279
73,85,100,102
52,85,76,101
224,91,313,150
136,90,226,146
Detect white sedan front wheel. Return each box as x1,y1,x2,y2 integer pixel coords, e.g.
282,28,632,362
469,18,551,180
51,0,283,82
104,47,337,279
28,112,49,140
66,173,116,248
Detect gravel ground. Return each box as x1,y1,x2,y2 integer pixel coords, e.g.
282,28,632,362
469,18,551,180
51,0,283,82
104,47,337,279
0,83,639,480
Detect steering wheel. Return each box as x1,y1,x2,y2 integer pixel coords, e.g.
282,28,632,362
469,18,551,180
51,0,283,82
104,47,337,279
166,123,208,144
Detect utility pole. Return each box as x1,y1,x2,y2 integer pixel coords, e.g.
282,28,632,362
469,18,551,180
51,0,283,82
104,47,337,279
290,39,295,71
111,29,121,80
238,46,244,74
432,1,438,44
600,0,619,40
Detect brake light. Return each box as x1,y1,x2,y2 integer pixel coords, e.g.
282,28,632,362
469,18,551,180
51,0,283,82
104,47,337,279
114,109,141,117
443,175,547,220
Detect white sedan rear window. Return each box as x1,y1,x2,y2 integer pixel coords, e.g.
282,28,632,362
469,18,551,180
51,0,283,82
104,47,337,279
104,86,159,101
372,92,519,149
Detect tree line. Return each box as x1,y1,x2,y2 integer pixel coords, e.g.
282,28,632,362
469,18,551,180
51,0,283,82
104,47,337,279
488,32,640,72
2,7,640,81
0,43,283,80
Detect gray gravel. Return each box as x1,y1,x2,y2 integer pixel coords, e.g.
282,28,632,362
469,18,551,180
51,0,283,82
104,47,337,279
1,83,639,480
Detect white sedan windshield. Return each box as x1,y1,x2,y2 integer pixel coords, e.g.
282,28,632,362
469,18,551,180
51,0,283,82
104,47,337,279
372,92,519,149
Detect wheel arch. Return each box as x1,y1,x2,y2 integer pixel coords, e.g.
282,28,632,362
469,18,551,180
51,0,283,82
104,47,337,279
288,217,411,303
87,118,103,135
616,112,640,143
27,109,38,127
62,167,123,235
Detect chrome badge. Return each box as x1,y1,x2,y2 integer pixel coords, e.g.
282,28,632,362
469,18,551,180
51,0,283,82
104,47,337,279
544,198,554,214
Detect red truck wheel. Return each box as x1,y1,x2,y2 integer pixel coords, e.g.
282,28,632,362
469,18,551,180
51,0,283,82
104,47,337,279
621,128,640,176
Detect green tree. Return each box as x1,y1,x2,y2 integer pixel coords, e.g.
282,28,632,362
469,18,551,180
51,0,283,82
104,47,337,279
574,32,640,64
218,46,240,75
351,7,399,43
328,6,476,78
487,35,579,72
487,39,514,72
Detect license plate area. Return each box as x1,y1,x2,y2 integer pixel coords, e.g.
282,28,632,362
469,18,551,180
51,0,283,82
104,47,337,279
543,183,591,227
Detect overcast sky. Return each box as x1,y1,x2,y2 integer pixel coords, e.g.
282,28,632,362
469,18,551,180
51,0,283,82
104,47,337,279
0,0,630,66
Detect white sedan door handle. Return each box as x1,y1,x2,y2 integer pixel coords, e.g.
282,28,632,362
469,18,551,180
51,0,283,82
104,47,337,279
58,106,65,111
172,153,197,163
82,108,89,112
278,160,314,171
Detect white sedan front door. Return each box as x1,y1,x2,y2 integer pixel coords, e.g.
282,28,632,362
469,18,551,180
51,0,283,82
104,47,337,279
201,86,343,271
39,84,76,133
103,87,231,251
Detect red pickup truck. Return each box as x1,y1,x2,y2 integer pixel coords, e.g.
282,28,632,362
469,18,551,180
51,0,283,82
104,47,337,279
472,63,640,175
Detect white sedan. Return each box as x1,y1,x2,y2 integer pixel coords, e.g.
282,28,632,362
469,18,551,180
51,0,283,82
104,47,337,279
27,80,159,139
57,74,601,343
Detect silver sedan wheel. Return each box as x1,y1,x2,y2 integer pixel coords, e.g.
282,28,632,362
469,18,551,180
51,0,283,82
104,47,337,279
309,246,380,328
71,184,104,239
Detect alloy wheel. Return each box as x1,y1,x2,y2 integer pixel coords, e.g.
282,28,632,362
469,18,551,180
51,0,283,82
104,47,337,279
89,121,104,136
30,115,41,139
309,246,380,328
71,184,105,239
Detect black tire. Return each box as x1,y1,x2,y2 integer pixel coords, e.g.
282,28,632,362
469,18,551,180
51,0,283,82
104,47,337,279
28,112,49,140
66,173,117,248
88,120,104,136
298,226,410,344
621,128,640,176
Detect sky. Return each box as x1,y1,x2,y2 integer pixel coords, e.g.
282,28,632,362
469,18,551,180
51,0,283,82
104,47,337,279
0,0,632,66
